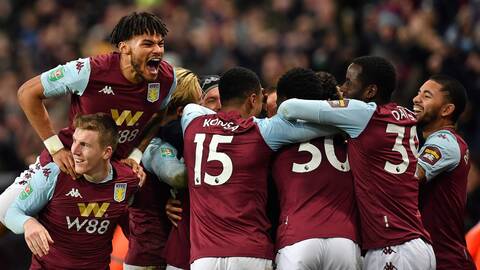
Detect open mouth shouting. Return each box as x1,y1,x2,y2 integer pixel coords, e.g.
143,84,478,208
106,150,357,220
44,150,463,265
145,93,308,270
146,57,161,76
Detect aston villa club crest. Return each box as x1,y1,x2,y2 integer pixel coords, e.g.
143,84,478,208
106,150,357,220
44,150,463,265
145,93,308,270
113,183,127,202
147,83,160,103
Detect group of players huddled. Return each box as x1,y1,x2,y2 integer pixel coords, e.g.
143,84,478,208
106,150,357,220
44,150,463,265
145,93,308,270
0,11,475,270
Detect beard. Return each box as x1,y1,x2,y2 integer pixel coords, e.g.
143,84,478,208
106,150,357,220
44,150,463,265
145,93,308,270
130,55,158,83
416,108,441,128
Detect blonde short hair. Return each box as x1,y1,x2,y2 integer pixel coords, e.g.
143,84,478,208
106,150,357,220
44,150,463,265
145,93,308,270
167,67,202,115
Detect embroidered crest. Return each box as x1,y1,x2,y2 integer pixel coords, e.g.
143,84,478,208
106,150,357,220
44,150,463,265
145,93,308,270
147,83,160,103
19,184,33,200
113,183,127,202
48,66,65,81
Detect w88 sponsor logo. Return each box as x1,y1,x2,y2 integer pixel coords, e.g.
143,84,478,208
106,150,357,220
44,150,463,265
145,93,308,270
66,216,110,234
65,202,111,234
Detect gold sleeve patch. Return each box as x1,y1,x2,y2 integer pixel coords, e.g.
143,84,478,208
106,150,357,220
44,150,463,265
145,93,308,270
419,146,442,165
327,99,350,108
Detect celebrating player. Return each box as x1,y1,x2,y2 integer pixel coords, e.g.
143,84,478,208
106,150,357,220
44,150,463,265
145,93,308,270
273,69,361,269
181,67,338,270
125,67,202,270
199,75,222,112
414,75,476,269
4,113,139,269
0,11,176,229
278,56,436,269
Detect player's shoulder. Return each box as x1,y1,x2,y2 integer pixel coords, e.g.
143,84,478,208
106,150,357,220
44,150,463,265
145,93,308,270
158,60,174,78
89,52,117,72
426,129,459,147
111,161,138,184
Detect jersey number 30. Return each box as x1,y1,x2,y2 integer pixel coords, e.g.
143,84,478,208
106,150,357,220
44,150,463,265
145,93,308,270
193,134,233,186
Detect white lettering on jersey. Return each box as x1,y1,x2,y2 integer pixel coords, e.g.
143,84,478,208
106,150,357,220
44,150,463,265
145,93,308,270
203,118,239,132
99,85,115,95
65,188,83,198
66,216,88,231
391,106,415,121
66,216,110,234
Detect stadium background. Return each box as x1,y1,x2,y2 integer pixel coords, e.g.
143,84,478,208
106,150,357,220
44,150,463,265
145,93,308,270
0,0,479,268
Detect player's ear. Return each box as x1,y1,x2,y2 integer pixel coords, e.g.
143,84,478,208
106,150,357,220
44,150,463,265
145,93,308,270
365,84,377,100
441,103,455,119
103,146,113,160
176,106,184,117
118,41,131,55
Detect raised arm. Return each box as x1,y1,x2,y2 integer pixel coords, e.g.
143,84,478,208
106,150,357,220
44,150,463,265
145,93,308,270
277,98,376,138
255,115,340,151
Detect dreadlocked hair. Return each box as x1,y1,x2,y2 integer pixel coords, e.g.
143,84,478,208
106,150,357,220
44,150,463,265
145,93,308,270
110,12,168,47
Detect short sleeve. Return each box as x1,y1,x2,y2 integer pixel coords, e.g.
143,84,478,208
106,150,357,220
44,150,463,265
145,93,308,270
417,130,461,181
41,58,91,97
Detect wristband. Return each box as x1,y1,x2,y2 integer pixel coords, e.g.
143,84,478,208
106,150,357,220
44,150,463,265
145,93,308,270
128,148,143,164
43,135,65,155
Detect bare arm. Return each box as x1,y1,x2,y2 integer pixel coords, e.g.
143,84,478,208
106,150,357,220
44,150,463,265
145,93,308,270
17,76,76,178
17,76,55,140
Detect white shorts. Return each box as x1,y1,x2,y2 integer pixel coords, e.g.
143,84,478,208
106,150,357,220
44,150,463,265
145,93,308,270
275,237,361,270
166,265,184,270
364,238,436,270
123,263,166,270
191,257,273,270
0,158,42,224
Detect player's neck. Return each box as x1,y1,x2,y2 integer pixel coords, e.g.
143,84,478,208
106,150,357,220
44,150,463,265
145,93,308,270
221,103,250,118
84,162,112,183
119,55,143,84
422,119,455,139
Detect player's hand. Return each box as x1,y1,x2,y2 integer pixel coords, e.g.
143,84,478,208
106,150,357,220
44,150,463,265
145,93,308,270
23,218,54,257
52,149,78,179
121,158,146,187
165,198,183,227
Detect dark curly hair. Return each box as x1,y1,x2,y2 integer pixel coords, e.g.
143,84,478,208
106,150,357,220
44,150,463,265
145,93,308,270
219,67,261,103
277,68,338,101
110,12,168,47
352,56,397,103
430,74,467,122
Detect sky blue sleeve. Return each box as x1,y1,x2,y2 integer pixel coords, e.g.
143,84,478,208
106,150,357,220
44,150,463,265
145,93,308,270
277,98,377,138
417,130,461,181
40,58,91,98
254,115,340,151
159,67,177,110
142,137,187,189
4,162,60,234
180,104,216,134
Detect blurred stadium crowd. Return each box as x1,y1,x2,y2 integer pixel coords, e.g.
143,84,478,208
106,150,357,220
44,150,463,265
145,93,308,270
0,0,479,230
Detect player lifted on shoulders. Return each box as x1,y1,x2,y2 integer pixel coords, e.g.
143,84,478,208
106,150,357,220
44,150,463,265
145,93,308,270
4,113,139,270
278,56,435,270
414,75,476,269
0,11,176,228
